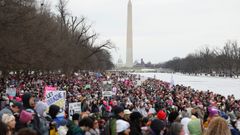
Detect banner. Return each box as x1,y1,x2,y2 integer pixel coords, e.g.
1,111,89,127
6,88,16,97
45,90,66,118
68,102,81,120
44,86,57,97
102,91,113,97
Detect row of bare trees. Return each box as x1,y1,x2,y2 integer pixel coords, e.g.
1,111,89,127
0,0,114,75
163,41,240,77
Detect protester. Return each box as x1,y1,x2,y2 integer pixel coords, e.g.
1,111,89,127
35,101,49,135
67,115,82,135
204,117,231,135
48,104,68,135
85,117,100,135
157,110,167,121
1,113,16,135
0,120,9,135
226,113,240,135
78,117,94,135
22,93,41,135
168,122,185,135
169,111,180,125
72,113,81,126
187,109,203,135
180,111,191,135
203,106,219,128
129,111,143,135
0,101,22,119
141,117,151,135
116,119,130,135
17,128,37,135
124,109,132,121
104,106,125,135
0,71,240,135
236,112,240,131
150,119,166,135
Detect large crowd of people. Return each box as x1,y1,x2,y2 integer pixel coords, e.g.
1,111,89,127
0,71,240,135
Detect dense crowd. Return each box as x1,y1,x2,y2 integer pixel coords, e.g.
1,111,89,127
0,71,240,135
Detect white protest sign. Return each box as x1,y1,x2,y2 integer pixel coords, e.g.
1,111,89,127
45,90,66,118
6,88,16,97
102,91,113,97
69,102,81,120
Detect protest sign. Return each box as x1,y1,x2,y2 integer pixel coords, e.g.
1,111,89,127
44,86,57,97
68,102,81,120
6,88,16,97
102,91,113,97
45,90,66,118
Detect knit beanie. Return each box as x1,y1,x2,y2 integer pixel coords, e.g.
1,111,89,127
157,110,167,120
19,110,33,124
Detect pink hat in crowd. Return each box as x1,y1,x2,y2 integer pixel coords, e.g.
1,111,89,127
19,110,33,124
103,101,107,105
16,97,22,102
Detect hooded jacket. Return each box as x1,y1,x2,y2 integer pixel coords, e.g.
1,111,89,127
20,93,41,135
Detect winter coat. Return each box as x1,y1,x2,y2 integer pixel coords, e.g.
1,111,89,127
0,106,13,119
22,93,41,135
67,121,84,135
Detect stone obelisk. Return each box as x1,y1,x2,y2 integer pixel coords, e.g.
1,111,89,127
126,0,133,67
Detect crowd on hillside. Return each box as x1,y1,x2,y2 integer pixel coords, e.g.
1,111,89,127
0,71,240,135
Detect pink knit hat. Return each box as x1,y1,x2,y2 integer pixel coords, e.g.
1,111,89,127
19,110,33,124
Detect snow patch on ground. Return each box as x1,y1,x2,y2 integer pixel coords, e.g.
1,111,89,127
136,73,240,99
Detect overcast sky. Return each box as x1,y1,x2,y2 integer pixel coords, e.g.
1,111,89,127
49,0,240,64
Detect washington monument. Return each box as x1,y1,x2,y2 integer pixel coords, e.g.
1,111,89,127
126,0,133,67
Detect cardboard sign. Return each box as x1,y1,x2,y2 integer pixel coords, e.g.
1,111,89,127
45,90,66,118
68,102,81,120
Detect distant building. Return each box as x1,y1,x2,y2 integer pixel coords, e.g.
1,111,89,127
117,57,124,68
141,58,145,65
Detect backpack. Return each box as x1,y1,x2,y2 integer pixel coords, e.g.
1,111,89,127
102,118,117,135
39,116,50,135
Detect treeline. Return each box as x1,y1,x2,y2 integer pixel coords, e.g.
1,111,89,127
0,0,114,75
163,41,240,76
